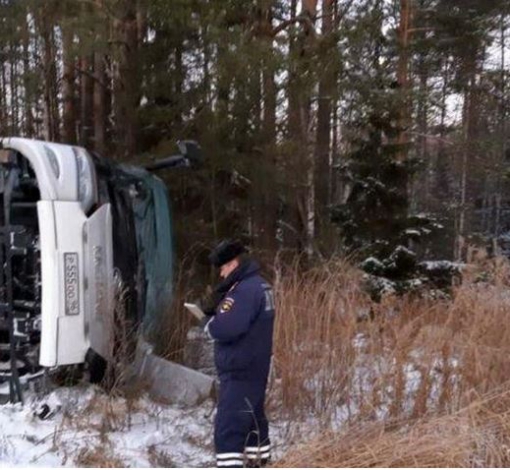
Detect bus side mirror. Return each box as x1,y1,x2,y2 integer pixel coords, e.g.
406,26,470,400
177,140,203,166
145,140,203,172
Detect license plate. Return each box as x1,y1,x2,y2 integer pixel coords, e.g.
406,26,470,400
64,253,80,316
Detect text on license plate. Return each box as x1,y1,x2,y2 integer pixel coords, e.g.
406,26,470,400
64,252,80,316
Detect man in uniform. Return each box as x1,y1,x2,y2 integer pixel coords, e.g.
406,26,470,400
203,240,275,468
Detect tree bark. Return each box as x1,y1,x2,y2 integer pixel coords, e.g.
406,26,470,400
0,50,6,136
456,90,470,260
9,41,19,135
112,0,140,159
39,6,60,142
396,0,412,162
255,0,278,252
301,0,318,259
415,0,428,211
315,0,335,234
93,52,107,154
174,44,184,129
62,25,76,144
262,6,276,148
285,0,318,258
80,56,93,147
287,0,300,138
456,50,480,260
494,13,506,239
21,12,34,136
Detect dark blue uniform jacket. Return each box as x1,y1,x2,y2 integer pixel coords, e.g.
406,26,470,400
207,261,275,382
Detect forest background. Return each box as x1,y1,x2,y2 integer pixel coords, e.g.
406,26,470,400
1,0,510,273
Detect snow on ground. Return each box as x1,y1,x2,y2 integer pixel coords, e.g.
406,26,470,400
0,332,461,467
0,385,214,467
0,384,290,468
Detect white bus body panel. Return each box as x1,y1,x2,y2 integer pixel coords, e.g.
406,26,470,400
37,201,59,366
83,204,115,362
38,201,115,367
2,138,78,201
1,137,96,212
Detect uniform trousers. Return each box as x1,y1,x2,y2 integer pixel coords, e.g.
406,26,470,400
214,378,270,468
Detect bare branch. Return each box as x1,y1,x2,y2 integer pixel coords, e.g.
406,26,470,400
272,14,316,37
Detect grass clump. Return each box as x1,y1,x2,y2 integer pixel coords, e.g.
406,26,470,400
271,254,510,467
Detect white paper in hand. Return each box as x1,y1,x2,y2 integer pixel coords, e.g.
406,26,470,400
184,302,205,321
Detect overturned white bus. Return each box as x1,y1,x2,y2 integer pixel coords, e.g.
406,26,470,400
0,138,201,402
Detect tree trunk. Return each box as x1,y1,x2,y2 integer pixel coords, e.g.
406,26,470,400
0,53,6,136
93,52,107,154
415,0,428,212
456,52,480,260
256,0,278,252
174,45,184,129
21,12,34,136
287,0,300,138
315,0,335,229
112,0,140,159
80,56,93,147
284,0,318,258
9,41,19,135
62,25,76,144
495,13,506,240
40,9,60,141
456,91,470,260
331,100,341,207
396,0,412,162
284,0,301,251
262,20,276,147
301,0,318,259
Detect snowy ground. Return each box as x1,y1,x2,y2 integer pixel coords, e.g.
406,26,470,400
0,385,212,467
0,333,457,467
0,383,292,468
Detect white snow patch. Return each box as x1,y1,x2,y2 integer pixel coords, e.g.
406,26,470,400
0,386,217,467
0,384,292,467
420,260,463,271
404,229,421,236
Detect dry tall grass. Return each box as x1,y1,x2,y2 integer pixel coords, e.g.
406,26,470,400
270,258,365,423
271,254,510,467
153,243,210,361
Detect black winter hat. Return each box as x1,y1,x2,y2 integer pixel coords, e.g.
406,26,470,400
208,239,247,267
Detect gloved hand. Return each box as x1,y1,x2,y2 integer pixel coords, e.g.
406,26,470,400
195,293,217,317
203,306,216,317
